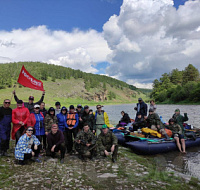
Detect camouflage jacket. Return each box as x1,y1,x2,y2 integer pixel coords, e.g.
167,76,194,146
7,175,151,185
75,130,96,145
172,113,188,132
166,123,182,135
97,130,118,152
44,114,58,132
147,113,162,127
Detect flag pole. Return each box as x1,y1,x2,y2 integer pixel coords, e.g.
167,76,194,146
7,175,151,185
10,84,17,102
10,63,19,102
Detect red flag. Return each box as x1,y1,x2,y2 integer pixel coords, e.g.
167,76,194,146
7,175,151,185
17,65,44,91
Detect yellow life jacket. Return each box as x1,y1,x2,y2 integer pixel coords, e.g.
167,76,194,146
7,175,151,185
141,128,162,138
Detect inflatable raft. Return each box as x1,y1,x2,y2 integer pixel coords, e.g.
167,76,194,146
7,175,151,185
126,136,200,155
113,130,200,155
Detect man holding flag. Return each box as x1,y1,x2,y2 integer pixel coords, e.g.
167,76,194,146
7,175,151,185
13,65,45,113
13,91,45,113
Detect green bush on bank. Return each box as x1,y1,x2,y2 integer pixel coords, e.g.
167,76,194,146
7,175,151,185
151,64,200,104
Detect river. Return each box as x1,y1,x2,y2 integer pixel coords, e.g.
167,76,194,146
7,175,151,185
90,103,200,180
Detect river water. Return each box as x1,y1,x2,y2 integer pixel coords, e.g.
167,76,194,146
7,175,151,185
90,104,200,180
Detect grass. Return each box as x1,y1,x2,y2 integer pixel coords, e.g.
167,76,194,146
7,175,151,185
0,78,149,107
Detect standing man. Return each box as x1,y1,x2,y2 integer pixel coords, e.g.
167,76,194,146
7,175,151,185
94,105,109,137
40,102,47,117
55,102,61,116
76,104,84,132
65,105,79,154
172,109,188,135
134,98,148,121
0,99,12,156
46,124,66,163
12,100,30,144
97,124,118,163
13,90,45,113
81,105,95,134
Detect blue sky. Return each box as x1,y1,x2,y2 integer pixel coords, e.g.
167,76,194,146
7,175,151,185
0,0,123,32
1,0,199,89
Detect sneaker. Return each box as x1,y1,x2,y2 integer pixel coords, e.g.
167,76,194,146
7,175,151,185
60,159,64,164
18,160,25,165
34,158,42,163
112,158,116,163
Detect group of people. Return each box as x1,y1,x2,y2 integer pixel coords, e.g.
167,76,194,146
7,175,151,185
0,92,190,166
0,91,118,165
119,98,188,153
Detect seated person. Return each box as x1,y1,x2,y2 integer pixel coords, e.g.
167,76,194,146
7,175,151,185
97,124,118,163
15,126,41,165
75,123,96,160
46,124,66,163
118,111,131,126
132,112,147,131
146,109,170,140
167,118,186,153
172,109,188,135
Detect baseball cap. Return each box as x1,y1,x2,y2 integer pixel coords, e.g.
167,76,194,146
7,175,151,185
69,105,75,109
77,104,82,108
55,101,61,106
84,105,89,109
17,100,23,104
29,96,34,100
34,104,40,109
102,124,108,129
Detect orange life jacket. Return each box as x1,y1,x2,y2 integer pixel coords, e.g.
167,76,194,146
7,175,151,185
67,112,77,127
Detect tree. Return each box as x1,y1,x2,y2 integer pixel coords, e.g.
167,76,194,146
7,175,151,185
170,69,183,84
183,64,199,84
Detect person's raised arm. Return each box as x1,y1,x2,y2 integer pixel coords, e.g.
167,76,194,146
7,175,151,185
13,90,19,102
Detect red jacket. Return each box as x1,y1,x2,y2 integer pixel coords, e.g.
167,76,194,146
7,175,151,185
11,106,30,140
27,112,44,127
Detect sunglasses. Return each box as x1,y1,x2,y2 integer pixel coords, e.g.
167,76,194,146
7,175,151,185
27,129,33,132
4,102,10,104
97,107,101,109
35,107,40,109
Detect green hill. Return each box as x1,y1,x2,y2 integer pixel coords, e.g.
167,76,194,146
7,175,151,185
0,62,150,107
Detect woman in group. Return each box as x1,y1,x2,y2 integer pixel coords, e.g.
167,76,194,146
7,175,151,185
15,126,41,165
149,100,157,112
12,100,30,144
167,118,186,153
119,111,131,126
44,107,58,135
57,106,68,132
27,104,46,151
57,106,68,148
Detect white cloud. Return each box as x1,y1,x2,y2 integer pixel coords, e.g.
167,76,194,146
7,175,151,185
127,79,153,89
0,26,111,74
103,0,200,87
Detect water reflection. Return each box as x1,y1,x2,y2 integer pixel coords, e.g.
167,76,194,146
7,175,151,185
89,103,200,179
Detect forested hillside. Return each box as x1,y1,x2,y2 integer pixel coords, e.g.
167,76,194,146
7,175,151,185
0,62,149,105
0,62,136,91
151,64,200,103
